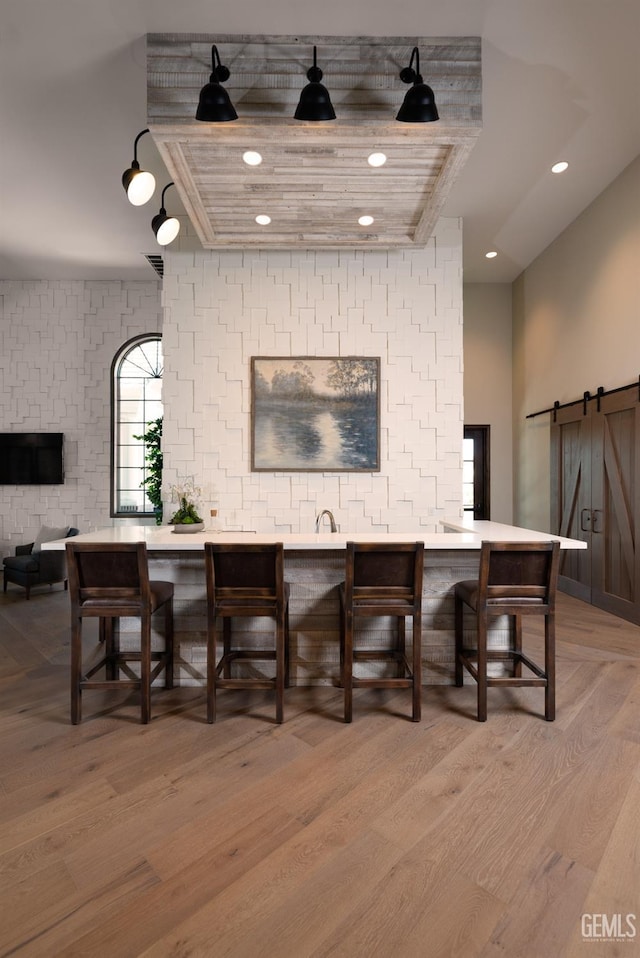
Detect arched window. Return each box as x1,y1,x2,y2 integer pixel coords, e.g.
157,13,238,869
111,334,163,517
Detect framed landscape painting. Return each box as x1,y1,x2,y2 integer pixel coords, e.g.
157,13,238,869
251,357,380,472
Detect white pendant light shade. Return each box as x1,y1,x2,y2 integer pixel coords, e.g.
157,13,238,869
121,130,156,206
151,182,181,246
124,168,156,206
154,214,180,246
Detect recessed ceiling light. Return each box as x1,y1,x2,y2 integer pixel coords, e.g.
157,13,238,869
358,215,374,226
255,214,271,226
367,152,387,168
551,160,569,174
485,250,498,259
243,151,263,166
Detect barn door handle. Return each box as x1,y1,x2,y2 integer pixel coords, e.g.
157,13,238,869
580,508,592,532
592,509,604,533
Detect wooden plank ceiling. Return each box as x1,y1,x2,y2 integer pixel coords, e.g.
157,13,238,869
147,35,482,249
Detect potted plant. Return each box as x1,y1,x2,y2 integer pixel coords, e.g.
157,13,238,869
169,478,205,533
133,417,163,525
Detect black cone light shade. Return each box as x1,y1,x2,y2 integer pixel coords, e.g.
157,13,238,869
396,47,439,123
122,129,156,206
196,45,237,121
295,46,336,121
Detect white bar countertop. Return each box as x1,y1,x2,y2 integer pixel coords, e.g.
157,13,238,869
439,516,587,547
43,519,587,551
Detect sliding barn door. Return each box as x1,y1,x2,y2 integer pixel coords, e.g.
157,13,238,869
551,403,592,601
590,390,640,622
551,389,640,624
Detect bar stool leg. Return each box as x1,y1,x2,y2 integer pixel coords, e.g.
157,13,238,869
276,610,285,725
104,617,116,680
545,613,556,721
164,598,174,689
397,616,406,677
339,600,345,679
476,612,488,722
512,614,523,677
412,611,422,722
223,619,232,679
454,593,464,687
71,617,82,725
343,609,354,723
207,611,217,724
141,612,151,725
284,603,291,689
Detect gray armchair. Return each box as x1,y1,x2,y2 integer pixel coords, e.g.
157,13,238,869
3,527,79,599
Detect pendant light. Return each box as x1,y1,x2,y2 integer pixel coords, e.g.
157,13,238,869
196,45,238,121
121,129,156,206
152,182,181,246
396,47,439,123
294,46,336,121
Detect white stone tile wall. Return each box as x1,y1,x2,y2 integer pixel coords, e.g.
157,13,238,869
0,280,161,556
161,219,464,533
0,223,464,554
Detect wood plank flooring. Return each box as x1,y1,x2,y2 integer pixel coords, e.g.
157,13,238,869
1,585,639,957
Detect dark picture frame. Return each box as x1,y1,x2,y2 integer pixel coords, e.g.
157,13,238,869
251,357,380,472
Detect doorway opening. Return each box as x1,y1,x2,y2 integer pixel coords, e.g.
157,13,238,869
463,425,490,520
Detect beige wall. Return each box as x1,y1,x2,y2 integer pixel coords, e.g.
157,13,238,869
512,155,640,530
462,283,513,522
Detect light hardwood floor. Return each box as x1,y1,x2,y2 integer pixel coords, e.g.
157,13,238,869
1,584,639,957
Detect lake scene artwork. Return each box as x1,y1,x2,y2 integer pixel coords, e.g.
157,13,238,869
251,357,380,471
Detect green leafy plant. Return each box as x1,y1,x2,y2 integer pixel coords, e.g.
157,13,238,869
133,417,163,525
169,478,204,525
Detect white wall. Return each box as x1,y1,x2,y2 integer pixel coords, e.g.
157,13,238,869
0,280,161,556
161,219,465,533
513,155,640,530
462,283,513,522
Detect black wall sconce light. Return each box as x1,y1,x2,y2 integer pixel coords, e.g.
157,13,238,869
396,47,439,122
196,45,238,121
122,129,156,206
294,46,336,121
151,182,181,246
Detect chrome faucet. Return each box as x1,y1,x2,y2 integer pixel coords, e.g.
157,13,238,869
315,509,338,533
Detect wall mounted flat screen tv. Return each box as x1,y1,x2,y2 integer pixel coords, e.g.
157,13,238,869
0,433,64,484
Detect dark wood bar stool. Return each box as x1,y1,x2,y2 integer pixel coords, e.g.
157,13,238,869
454,540,561,721
339,541,424,723
204,542,290,724
65,541,174,724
